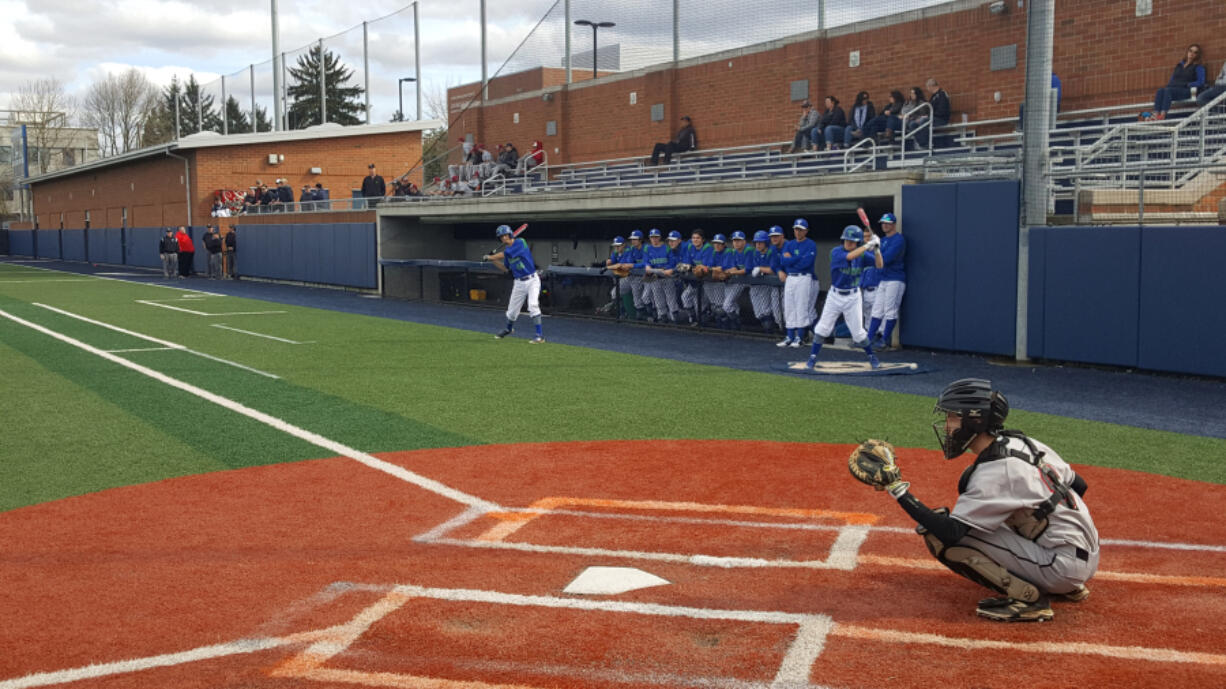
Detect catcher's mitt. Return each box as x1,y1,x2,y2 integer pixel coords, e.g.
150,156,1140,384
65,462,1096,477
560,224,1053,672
848,439,902,490
611,265,632,278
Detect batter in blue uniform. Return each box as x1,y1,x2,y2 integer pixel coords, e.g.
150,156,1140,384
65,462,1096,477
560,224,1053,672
868,212,906,350
807,225,883,369
486,224,543,343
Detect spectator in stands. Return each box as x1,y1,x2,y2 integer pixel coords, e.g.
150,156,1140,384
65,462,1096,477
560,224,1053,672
299,185,314,209
788,100,819,153
809,96,845,152
272,179,291,211
175,226,194,278
866,90,905,144
242,188,259,214
259,184,276,213
829,91,875,150
211,199,231,218
650,116,698,165
203,225,223,279
518,140,545,173
1198,60,1226,107
159,227,178,279
1145,44,1206,121
480,145,496,178
361,163,386,208
908,78,950,148
496,142,519,175
224,225,237,279
451,175,474,196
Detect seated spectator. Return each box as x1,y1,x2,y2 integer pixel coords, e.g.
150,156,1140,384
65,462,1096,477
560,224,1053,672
809,96,844,152
391,176,411,197
407,182,421,197
1199,61,1226,107
496,142,519,175
479,145,496,178
518,140,545,173
649,115,697,165
898,86,926,138
908,78,950,148
210,200,231,218
865,90,904,144
827,91,874,150
242,187,259,213
787,100,819,153
1144,44,1206,120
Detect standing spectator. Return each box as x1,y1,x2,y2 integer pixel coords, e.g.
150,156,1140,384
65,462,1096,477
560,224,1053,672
650,115,698,165
1197,60,1226,106
175,226,195,278
203,225,223,279
313,183,330,210
865,90,905,143
788,100,819,153
259,183,276,212
158,227,178,279
224,225,237,279
496,141,519,175
518,140,545,174
276,179,293,211
361,163,386,208
1145,44,1206,120
809,96,845,152
299,185,314,208
242,187,259,214
828,91,874,150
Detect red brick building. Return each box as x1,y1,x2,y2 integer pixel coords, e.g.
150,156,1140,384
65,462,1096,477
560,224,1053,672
20,121,438,230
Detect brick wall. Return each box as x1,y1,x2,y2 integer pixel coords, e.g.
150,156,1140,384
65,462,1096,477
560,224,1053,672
449,1,1226,165
29,155,190,230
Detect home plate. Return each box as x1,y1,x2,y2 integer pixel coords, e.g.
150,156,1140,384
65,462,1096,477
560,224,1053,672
563,567,671,595
772,360,931,376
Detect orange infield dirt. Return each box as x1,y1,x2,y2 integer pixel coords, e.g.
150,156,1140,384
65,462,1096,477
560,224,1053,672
2,440,1226,689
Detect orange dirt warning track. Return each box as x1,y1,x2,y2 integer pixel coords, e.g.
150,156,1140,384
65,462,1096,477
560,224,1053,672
2,440,1225,689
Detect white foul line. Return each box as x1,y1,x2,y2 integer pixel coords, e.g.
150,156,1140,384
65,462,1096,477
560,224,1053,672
136,299,286,316
2,262,218,295
0,306,497,512
0,279,94,284
103,347,175,354
211,324,313,344
33,303,280,380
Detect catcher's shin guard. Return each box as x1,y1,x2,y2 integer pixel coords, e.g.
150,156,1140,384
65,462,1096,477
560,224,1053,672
922,533,1041,603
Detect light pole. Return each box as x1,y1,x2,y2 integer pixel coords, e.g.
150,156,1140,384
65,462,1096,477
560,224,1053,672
399,77,417,121
573,19,615,80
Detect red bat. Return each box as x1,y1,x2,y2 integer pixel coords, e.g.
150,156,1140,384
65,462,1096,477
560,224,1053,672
856,207,872,231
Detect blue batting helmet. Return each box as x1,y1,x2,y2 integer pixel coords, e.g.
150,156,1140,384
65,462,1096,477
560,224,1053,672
612,236,625,246
648,228,662,238
840,225,864,243
768,225,784,236
731,231,747,241
879,213,897,224
793,218,809,230
630,229,644,240
667,230,682,241
712,233,727,244
752,230,769,243
495,224,513,237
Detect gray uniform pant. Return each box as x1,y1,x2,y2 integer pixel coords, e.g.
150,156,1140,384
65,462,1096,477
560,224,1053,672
960,527,1099,596
160,253,177,278
208,252,222,279
749,285,783,323
722,284,746,317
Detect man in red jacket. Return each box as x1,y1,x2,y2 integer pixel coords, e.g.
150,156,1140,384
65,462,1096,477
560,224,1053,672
175,226,195,278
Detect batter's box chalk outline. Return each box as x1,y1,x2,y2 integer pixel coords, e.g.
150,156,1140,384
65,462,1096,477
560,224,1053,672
415,498,880,570
774,360,933,376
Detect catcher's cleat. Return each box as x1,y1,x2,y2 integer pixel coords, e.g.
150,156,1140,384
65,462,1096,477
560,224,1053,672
1059,585,1091,602
529,336,545,344
494,329,513,339
976,596,1054,623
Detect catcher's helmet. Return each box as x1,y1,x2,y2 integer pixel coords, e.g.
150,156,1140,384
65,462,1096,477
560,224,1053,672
768,225,784,236
611,236,625,246
495,224,513,238
879,212,897,224
731,231,746,241
667,230,682,241
712,233,726,244
752,230,769,243
630,229,644,240
932,378,1009,459
840,225,864,243
793,218,809,231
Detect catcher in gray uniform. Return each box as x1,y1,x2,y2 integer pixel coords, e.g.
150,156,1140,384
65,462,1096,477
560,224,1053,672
849,378,1099,622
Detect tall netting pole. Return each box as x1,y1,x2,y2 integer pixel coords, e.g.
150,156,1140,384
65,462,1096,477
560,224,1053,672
672,0,679,63
414,2,422,120
481,0,488,102
221,76,228,134
1017,0,1055,361
363,22,371,124
250,65,257,132
319,39,327,124
564,0,572,83
271,0,282,131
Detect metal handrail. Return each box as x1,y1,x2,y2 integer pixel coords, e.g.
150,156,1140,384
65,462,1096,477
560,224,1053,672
843,136,876,172
899,102,933,160
482,172,507,197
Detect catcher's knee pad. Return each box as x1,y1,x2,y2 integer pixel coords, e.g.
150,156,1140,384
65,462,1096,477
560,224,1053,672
922,533,1041,603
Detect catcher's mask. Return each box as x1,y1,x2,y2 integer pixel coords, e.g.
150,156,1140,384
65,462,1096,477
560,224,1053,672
932,378,1009,459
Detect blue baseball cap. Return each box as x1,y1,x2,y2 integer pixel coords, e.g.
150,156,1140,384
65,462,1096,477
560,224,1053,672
879,213,897,224
731,231,746,241
648,228,662,238
630,229,644,240
768,225,784,236
712,233,726,244
612,236,625,246
667,230,683,241
840,225,864,243
752,230,769,243
793,218,809,231
495,224,513,237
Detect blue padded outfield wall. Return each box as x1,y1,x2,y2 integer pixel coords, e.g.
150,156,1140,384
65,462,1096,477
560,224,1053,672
235,223,376,289
61,229,87,261
1028,226,1226,378
8,229,35,257
900,180,1020,356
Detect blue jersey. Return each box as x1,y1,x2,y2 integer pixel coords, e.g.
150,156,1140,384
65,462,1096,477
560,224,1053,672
860,261,881,289
502,237,536,278
680,242,713,266
780,238,817,275
622,245,645,268
829,247,875,290
644,243,677,270
709,247,725,269
723,247,749,271
608,249,626,265
745,247,780,273
878,233,906,282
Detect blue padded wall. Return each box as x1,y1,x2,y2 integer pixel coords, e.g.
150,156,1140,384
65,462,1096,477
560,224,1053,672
231,222,375,288
62,230,86,261
1138,226,1226,377
9,230,34,256
899,183,958,350
1026,229,1046,359
125,228,163,268
953,181,1019,355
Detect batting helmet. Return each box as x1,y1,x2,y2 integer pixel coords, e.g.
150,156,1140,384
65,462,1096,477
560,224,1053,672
731,231,747,241
793,218,809,231
630,229,644,240
768,225,784,236
932,378,1010,459
840,225,864,243
648,228,662,238
879,213,897,224
712,233,727,244
495,224,513,238
612,236,625,246
667,230,682,241
752,230,769,243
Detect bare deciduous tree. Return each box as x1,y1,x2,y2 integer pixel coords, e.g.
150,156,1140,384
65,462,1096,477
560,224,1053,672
10,78,77,175
81,69,159,157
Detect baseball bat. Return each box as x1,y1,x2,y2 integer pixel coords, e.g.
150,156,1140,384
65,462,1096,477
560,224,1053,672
485,223,529,257
856,207,872,231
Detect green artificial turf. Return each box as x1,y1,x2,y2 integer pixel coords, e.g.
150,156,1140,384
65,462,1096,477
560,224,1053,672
1,267,1223,512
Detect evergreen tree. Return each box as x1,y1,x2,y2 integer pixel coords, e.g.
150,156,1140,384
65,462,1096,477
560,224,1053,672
286,45,365,128
144,76,222,140
224,96,252,133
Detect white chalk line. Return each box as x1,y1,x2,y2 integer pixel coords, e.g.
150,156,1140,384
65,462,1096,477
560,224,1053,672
211,323,314,344
3,262,218,295
0,306,497,512
0,279,94,284
103,347,175,354
136,299,286,316
33,303,280,380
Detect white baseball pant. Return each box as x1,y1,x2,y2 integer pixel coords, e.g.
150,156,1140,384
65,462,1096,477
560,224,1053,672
861,286,878,329
782,274,816,329
870,280,906,320
506,273,541,321
814,287,868,345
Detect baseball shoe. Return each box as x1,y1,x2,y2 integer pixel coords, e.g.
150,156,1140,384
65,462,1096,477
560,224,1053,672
788,340,801,348
776,337,793,347
529,336,545,344
868,353,881,370
805,355,817,369
1058,585,1090,602
494,329,513,339
975,596,1053,623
